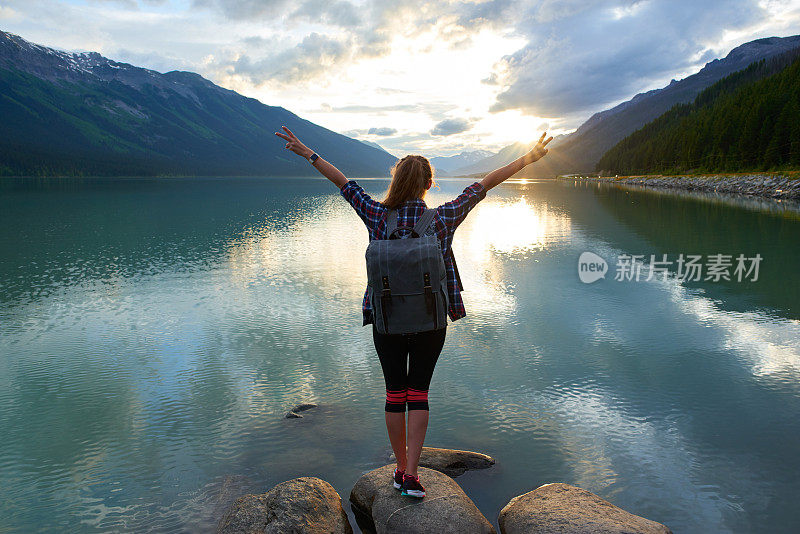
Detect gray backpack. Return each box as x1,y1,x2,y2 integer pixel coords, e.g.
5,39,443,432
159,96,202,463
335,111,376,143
366,208,449,334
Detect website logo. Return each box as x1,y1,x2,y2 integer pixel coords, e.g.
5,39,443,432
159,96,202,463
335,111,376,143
578,252,608,284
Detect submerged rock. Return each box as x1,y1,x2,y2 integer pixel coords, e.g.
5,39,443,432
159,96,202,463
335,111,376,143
350,464,495,534
389,446,495,477
217,476,352,534
292,403,318,413
285,402,318,419
498,482,672,534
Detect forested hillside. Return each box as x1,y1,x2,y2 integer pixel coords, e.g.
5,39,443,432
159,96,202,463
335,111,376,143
597,50,800,175
0,31,396,177
511,35,800,178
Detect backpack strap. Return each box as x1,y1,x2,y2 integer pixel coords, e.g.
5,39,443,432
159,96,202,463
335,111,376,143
412,208,437,236
386,209,398,237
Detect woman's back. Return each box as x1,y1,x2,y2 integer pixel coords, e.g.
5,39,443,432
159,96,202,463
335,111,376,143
340,179,486,326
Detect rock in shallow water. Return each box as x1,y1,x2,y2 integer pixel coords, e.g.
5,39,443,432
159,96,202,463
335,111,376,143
350,464,495,534
285,403,318,419
498,482,672,534
389,446,495,477
217,476,352,534
292,403,318,413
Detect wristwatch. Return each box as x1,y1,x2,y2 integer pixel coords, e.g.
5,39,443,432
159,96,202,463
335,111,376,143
309,153,319,164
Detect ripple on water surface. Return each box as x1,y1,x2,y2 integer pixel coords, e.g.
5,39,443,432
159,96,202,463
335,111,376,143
1,177,799,532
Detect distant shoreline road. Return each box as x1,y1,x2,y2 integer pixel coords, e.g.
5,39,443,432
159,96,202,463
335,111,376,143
561,173,800,200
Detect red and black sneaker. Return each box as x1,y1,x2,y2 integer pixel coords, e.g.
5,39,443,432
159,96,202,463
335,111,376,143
401,473,425,498
392,468,405,490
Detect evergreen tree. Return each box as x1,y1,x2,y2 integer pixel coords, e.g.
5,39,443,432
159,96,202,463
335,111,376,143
597,50,800,174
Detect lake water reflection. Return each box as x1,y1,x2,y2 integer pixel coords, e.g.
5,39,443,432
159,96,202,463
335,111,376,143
1,176,798,533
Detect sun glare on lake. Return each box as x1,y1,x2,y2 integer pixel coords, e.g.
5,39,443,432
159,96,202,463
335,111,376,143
462,198,572,257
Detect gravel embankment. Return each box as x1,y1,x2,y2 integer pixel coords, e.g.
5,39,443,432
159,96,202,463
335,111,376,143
566,174,800,199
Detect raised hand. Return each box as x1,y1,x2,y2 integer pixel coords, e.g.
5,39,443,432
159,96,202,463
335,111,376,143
274,126,314,159
523,132,554,165
480,131,554,190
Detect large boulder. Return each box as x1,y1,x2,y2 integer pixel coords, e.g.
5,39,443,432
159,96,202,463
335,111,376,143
350,464,495,534
217,476,352,534
498,483,672,534
388,447,495,477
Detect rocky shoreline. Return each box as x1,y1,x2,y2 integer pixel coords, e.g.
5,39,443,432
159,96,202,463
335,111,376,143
563,173,800,200
217,446,672,534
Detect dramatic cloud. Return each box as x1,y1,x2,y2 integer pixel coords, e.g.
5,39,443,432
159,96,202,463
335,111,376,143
197,0,800,127
197,0,363,26
288,0,363,28
431,118,473,136
315,102,457,116
198,0,510,88
368,127,398,136
192,0,289,19
91,0,169,6
486,0,788,121
213,32,356,84
3,0,799,154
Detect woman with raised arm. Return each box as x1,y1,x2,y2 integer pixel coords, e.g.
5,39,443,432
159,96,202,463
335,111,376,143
275,126,552,498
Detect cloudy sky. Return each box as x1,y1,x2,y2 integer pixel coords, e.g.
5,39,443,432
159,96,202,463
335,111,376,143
2,0,800,156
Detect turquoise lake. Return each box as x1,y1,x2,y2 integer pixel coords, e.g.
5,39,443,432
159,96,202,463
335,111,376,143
1,176,799,533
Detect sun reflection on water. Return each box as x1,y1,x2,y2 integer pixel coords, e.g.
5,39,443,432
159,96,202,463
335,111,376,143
449,195,573,319
462,197,572,257
225,197,368,300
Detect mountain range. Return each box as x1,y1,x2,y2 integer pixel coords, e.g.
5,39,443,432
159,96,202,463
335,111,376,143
451,144,537,176
3,30,800,178
0,30,397,177
429,150,494,174
459,35,800,178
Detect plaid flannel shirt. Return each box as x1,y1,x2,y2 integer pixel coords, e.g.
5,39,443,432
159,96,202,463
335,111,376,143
340,179,487,326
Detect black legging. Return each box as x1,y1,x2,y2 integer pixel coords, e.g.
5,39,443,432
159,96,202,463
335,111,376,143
372,324,447,412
